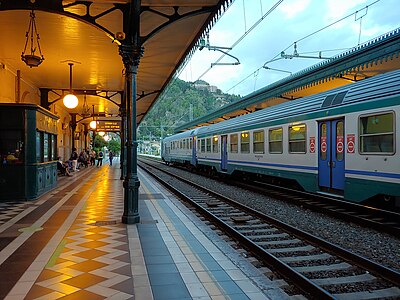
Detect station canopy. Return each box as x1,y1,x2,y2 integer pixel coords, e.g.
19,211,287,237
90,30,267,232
0,0,232,126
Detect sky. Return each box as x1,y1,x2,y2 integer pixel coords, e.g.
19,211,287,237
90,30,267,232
177,0,400,97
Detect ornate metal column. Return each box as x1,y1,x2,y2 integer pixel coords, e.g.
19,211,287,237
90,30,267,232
119,96,126,180
70,113,77,150
120,0,142,224
83,124,88,149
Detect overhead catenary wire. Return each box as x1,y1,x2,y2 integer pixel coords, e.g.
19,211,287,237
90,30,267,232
195,0,284,82
226,0,382,94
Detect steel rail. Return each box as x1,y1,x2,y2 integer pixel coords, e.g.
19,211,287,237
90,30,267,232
229,179,400,236
138,162,335,299
139,158,400,287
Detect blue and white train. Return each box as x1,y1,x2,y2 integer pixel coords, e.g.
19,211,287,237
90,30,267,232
162,69,400,207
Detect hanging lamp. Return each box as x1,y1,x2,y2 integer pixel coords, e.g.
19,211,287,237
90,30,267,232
63,63,79,109
81,92,90,117
89,105,97,129
21,7,45,67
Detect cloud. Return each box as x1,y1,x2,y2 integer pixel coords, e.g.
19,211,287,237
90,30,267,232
178,0,400,96
278,0,312,19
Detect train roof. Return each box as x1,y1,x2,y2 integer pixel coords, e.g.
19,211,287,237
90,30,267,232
163,127,201,142
196,69,400,137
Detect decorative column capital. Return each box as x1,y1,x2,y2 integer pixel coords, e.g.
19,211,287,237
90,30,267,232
119,44,144,69
119,106,126,117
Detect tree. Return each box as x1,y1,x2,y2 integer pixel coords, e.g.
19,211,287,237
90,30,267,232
108,138,121,155
139,78,241,142
93,134,107,153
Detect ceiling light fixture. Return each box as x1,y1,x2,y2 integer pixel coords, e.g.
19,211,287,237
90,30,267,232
89,105,97,129
21,4,44,68
63,63,79,109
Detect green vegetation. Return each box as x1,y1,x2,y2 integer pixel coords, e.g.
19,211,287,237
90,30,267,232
93,133,121,155
138,78,240,142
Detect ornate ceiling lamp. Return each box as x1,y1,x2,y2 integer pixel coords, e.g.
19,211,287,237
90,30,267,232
81,92,91,117
89,105,97,129
63,63,79,109
21,5,44,68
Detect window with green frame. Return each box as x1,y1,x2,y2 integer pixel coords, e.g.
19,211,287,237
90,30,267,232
212,136,219,153
253,130,264,153
269,127,283,153
200,139,205,152
206,138,211,152
240,132,250,153
230,134,238,153
360,112,394,154
289,124,306,153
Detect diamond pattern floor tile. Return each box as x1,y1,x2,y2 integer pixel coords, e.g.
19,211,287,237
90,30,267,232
24,167,135,299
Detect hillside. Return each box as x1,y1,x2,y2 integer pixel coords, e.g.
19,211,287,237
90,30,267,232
138,78,241,141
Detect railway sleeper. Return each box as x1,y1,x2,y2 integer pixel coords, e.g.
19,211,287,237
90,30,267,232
233,224,274,230
257,238,302,245
293,262,352,273
334,287,400,300
248,233,290,240
238,228,279,235
280,253,332,263
312,273,376,285
267,245,315,253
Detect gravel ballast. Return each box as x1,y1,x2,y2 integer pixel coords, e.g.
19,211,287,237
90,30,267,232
154,163,400,273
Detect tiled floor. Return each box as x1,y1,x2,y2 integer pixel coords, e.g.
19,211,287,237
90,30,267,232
1,160,287,300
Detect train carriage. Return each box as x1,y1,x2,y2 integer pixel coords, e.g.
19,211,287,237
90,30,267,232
162,69,400,206
162,128,199,167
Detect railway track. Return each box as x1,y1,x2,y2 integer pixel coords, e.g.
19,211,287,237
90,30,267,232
139,159,400,299
228,178,400,237
141,156,400,237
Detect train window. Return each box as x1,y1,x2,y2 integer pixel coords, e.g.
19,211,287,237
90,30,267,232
206,138,211,152
241,132,250,153
289,124,306,153
183,139,186,149
180,140,182,149
212,136,219,153
269,128,283,154
320,123,327,160
253,131,264,154
230,134,238,153
200,139,205,152
359,112,394,154
189,139,192,150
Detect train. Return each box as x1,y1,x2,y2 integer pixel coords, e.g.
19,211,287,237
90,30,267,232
161,69,400,208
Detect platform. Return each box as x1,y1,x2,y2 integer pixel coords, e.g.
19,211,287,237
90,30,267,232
0,160,288,299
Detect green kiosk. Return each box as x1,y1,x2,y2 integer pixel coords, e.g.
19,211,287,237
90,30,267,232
0,103,59,201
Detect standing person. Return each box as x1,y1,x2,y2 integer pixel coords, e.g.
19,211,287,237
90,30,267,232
90,149,96,166
70,147,78,172
109,151,114,166
97,150,104,167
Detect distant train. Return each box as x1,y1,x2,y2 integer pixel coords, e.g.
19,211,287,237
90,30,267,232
161,69,400,208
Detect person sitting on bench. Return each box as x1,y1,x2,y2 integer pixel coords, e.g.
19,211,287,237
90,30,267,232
57,156,71,176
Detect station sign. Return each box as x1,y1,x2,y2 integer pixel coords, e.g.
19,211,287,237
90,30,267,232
96,121,121,132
